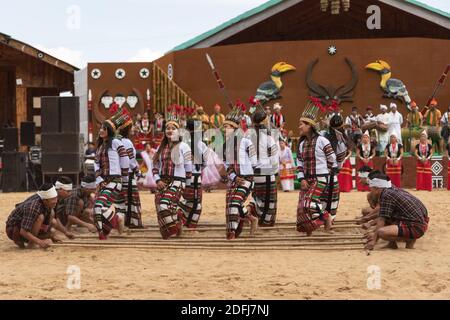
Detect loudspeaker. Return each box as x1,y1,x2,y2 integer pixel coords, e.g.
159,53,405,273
2,127,19,152
60,97,80,133
1,152,27,192
41,97,60,133
41,133,84,154
20,122,36,146
41,153,82,173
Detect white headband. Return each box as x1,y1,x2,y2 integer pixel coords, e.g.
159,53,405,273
37,186,58,200
81,181,96,189
369,178,392,189
380,105,388,110
55,181,73,191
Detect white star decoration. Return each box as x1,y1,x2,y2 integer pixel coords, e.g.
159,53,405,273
91,68,102,79
140,68,150,79
115,68,126,79
328,45,337,55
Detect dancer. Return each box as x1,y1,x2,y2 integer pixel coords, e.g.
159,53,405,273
5,184,72,249
55,176,97,233
222,101,257,239
247,106,279,227
177,119,211,229
356,131,376,192
415,130,433,191
153,110,192,239
324,114,349,218
296,99,338,236
118,123,143,228
279,137,295,192
365,173,429,251
94,105,131,240
384,133,403,188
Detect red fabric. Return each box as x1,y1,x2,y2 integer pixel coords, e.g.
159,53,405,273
386,161,402,188
397,217,429,240
338,159,353,192
356,160,374,192
416,160,432,191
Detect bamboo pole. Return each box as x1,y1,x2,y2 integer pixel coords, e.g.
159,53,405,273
60,240,365,248
74,235,364,242
53,243,364,251
130,225,361,232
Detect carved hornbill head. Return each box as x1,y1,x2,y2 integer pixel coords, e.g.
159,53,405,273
271,62,296,82
365,60,391,75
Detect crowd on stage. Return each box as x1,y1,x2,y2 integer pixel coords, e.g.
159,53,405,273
4,97,448,252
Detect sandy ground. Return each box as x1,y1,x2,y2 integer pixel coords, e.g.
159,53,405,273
1,189,450,300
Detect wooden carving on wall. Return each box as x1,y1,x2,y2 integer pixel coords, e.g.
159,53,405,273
306,57,358,106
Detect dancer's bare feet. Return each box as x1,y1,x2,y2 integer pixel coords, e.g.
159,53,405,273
405,239,416,249
248,215,258,236
227,232,236,240
324,216,334,234
381,241,398,249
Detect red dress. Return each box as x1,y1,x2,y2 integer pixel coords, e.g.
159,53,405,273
385,143,403,188
416,143,432,191
338,158,353,192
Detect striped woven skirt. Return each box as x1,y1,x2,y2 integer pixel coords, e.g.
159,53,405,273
325,174,340,218
124,174,143,228
386,161,402,188
247,175,278,227
94,177,123,236
338,159,353,192
178,174,203,229
416,160,432,191
155,178,185,239
296,176,331,234
226,176,254,239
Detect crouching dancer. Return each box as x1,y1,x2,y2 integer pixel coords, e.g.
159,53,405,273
5,184,74,249
365,173,429,250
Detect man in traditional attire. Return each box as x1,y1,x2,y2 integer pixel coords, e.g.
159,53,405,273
375,104,390,155
423,99,442,153
388,103,403,144
270,103,285,130
365,173,429,251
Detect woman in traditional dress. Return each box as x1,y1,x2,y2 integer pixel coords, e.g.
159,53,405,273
279,138,295,192
297,100,338,236
152,113,192,239
177,119,212,229
415,130,433,191
446,138,450,191
246,107,279,227
384,133,403,188
94,106,131,240
118,123,143,228
222,101,258,240
356,131,376,192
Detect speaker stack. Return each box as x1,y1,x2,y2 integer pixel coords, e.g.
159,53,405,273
1,152,27,193
41,96,83,174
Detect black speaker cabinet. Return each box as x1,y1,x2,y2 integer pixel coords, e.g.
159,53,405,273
1,152,27,192
60,97,80,133
41,97,60,133
2,127,19,152
41,152,82,173
20,122,36,146
41,133,84,154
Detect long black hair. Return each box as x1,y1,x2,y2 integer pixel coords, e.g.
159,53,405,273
97,121,115,150
119,125,131,139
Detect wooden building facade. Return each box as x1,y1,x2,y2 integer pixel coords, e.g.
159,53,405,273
0,32,77,142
